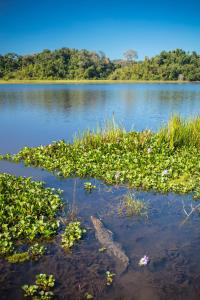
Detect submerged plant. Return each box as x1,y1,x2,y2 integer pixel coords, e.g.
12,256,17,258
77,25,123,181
118,193,147,217
61,221,86,250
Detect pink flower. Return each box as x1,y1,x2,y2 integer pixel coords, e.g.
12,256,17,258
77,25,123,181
139,255,149,266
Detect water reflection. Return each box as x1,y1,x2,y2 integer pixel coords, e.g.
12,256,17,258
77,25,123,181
0,83,200,154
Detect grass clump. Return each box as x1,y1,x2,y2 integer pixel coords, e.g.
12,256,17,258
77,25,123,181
118,193,147,217
61,221,86,250
0,173,62,257
22,273,55,299
7,116,200,199
158,115,200,149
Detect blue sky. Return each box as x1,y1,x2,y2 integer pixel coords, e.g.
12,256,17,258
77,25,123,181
0,0,200,59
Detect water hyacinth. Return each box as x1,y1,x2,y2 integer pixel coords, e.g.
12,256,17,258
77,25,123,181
5,116,200,200
22,273,55,299
61,221,86,250
0,173,63,257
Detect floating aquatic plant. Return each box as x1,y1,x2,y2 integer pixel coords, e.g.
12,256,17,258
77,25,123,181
7,251,30,263
61,221,86,250
28,243,46,260
84,182,96,192
0,173,62,257
22,273,55,299
6,116,200,199
105,271,115,286
6,243,46,263
98,247,107,252
35,274,55,290
85,292,94,299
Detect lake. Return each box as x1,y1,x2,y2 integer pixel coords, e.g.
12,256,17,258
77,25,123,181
1,83,200,300
1,83,200,154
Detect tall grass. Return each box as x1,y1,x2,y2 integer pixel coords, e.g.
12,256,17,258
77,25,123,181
158,115,200,148
74,115,200,149
73,118,126,147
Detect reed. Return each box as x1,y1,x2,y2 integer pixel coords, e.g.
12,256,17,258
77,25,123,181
158,115,200,148
73,118,126,147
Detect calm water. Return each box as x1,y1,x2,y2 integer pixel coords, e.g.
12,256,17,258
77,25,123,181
0,83,200,154
1,83,200,300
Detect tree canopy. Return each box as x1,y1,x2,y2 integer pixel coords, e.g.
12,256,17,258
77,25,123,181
0,48,200,81
110,49,200,81
0,48,114,80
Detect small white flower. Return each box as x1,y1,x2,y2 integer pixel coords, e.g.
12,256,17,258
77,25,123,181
147,148,152,154
162,169,169,176
115,171,120,181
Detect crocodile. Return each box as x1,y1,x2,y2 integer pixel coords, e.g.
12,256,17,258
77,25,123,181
91,215,129,274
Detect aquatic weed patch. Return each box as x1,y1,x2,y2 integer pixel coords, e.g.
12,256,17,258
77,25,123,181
84,182,96,192
0,173,62,256
61,221,86,250
105,271,115,286
8,116,200,199
22,273,55,299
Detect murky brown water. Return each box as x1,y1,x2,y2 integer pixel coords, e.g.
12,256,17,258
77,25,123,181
1,160,200,300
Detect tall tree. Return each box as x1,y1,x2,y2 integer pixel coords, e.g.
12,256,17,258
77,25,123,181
123,49,138,63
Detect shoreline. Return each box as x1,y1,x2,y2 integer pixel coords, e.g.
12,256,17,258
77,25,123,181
0,79,200,84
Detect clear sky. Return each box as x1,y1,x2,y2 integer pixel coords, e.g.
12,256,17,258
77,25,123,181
0,0,200,59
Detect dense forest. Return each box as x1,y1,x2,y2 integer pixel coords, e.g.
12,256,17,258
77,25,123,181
0,48,200,81
110,49,200,81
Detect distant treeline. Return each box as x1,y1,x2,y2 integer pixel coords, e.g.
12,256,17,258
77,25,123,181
0,48,200,81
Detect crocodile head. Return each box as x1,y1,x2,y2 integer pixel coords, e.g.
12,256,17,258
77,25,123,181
91,215,102,229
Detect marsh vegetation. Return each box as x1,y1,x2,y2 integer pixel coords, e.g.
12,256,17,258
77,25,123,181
118,193,147,217
0,174,63,257
7,115,200,200
22,273,55,299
